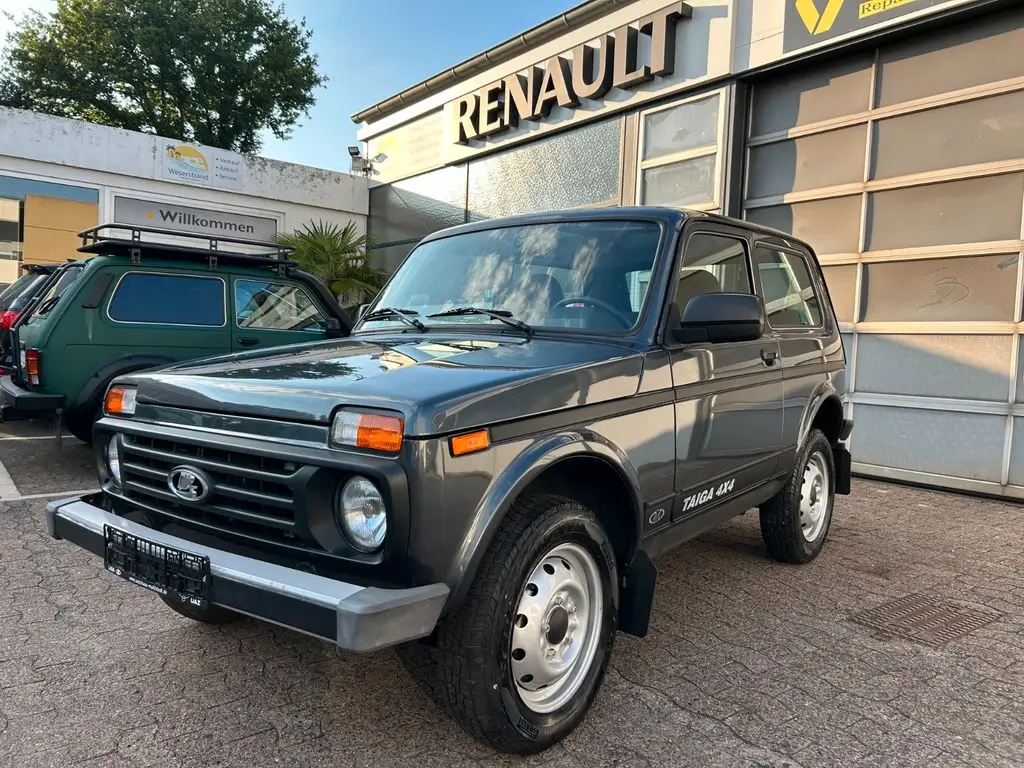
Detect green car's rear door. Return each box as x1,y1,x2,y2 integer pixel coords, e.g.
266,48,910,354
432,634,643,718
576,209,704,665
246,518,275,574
229,274,331,352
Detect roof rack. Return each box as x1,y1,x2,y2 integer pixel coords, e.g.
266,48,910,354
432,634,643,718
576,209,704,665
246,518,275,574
77,223,298,278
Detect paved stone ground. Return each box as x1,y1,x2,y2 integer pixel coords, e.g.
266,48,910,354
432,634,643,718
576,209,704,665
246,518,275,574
0,424,1022,767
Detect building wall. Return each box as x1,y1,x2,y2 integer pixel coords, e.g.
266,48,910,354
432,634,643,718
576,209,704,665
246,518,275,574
743,4,1024,498
0,107,369,280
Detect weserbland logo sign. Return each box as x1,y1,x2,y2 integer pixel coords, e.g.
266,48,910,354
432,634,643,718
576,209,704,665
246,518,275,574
113,197,278,241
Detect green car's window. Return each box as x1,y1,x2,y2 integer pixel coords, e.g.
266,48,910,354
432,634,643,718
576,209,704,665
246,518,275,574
234,279,327,331
30,265,85,318
359,219,664,333
108,273,225,326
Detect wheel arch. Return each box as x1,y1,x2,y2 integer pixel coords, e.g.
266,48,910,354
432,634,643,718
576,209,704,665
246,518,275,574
800,384,845,448
67,354,178,416
444,431,644,616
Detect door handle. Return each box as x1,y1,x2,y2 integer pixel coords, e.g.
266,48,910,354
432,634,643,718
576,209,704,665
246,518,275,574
237,337,260,347
760,348,779,366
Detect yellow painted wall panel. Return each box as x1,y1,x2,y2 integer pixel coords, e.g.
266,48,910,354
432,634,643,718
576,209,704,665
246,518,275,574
21,195,97,265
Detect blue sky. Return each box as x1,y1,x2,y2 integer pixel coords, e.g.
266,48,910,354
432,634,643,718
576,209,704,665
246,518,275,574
1,0,577,172
261,0,579,171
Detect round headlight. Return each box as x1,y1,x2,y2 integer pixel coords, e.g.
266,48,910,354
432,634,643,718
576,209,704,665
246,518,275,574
337,476,387,552
106,435,123,486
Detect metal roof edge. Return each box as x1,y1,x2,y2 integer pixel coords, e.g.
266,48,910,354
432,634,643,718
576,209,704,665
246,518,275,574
350,0,638,126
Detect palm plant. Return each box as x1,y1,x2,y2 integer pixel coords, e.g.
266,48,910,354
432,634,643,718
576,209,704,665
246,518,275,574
275,220,385,310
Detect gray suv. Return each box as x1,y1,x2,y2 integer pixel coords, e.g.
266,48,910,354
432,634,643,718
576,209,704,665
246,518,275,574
47,207,853,754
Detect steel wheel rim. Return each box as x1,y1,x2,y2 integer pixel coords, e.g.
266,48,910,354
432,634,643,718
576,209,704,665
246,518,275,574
800,450,830,542
510,541,604,714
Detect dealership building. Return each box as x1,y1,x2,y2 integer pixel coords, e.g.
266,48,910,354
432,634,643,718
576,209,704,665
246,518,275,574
0,107,368,281
351,0,1024,499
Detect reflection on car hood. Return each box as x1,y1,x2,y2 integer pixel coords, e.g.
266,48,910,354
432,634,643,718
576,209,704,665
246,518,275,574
120,333,645,436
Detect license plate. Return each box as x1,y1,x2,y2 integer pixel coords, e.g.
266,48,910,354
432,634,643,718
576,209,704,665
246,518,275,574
103,526,211,608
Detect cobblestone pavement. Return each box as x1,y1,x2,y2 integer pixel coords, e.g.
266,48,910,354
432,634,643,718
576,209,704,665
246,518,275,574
0,427,1022,767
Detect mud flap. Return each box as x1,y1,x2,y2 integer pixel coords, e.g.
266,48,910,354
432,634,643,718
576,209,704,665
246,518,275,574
619,550,657,637
834,445,852,495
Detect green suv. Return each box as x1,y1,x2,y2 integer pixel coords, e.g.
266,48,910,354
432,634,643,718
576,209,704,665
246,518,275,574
0,224,351,443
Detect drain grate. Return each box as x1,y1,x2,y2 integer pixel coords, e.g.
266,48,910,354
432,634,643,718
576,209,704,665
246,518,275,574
850,593,1003,647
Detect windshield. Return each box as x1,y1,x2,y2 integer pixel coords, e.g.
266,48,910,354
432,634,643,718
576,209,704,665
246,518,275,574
358,220,663,334
5,274,48,311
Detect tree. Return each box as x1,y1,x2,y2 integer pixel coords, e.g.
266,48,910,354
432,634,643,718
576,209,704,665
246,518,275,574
0,0,326,153
276,220,386,310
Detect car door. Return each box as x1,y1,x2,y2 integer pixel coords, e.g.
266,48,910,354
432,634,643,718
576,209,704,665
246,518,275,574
230,275,330,352
750,240,832,471
667,225,785,522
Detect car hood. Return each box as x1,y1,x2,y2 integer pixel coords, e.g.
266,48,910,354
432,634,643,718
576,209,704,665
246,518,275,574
120,333,645,436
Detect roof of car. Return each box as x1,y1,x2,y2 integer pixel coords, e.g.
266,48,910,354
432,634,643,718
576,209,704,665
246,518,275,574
416,206,816,253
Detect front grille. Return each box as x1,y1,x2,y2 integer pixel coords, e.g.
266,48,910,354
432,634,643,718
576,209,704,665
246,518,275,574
119,433,310,548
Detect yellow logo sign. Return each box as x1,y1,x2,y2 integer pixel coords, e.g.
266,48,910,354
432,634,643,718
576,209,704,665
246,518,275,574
795,0,845,34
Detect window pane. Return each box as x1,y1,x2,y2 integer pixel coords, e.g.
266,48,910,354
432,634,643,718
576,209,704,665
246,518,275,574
821,265,857,323
643,94,720,161
29,265,84,317
852,404,1003,482
677,233,751,312
873,91,1024,180
750,54,873,137
861,254,1018,322
368,165,467,245
875,8,1024,108
235,279,326,331
747,125,866,199
857,334,1011,401
109,274,224,326
753,247,822,328
867,174,1024,251
468,118,621,220
1008,417,1024,486
746,195,862,255
641,154,717,208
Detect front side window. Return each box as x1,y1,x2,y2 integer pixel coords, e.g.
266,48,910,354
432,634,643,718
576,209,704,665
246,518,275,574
235,279,327,331
675,232,753,314
754,247,823,328
358,220,664,333
108,273,225,326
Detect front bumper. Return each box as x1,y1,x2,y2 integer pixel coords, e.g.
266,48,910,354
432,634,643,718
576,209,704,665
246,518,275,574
46,494,449,652
0,374,62,417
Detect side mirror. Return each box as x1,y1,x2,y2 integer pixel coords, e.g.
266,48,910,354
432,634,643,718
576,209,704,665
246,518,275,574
672,292,764,344
357,303,370,321
325,317,344,338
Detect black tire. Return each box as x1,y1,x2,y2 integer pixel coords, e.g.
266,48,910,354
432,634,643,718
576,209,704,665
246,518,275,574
64,405,101,445
759,428,836,564
161,595,242,625
402,494,618,755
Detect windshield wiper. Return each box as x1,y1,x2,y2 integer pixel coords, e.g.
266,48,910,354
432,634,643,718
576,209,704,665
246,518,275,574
428,306,533,336
361,306,427,331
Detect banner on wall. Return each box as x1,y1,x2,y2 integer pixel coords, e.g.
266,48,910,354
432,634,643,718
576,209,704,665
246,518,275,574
160,141,245,190
113,196,278,241
783,0,952,52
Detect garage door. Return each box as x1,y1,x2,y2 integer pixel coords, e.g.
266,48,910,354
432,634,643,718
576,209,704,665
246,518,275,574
742,7,1024,498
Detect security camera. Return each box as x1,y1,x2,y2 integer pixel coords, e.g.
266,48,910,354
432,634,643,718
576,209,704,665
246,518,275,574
347,146,361,158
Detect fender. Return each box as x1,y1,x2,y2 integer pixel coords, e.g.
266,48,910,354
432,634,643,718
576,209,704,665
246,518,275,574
443,430,644,614
797,380,844,449
68,355,177,415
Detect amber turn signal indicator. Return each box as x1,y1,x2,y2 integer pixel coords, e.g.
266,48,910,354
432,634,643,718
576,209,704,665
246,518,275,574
331,410,404,453
450,429,490,457
104,385,138,416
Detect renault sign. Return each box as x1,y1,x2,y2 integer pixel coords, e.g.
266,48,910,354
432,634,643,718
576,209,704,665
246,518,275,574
113,197,278,241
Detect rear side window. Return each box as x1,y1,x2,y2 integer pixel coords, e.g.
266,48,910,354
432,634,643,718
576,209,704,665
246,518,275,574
108,273,225,326
753,247,823,328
